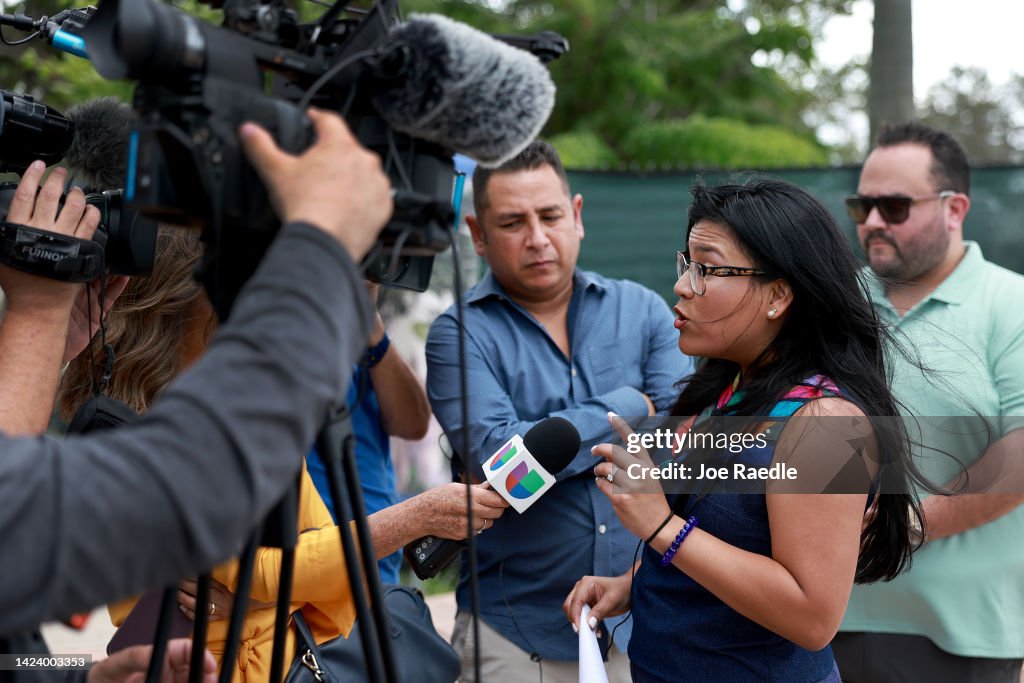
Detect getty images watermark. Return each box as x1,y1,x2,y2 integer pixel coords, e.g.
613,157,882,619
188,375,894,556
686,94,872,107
603,415,1024,495
624,428,796,481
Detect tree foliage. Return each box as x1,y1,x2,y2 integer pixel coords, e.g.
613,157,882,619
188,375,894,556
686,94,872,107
396,0,850,168
800,57,868,164
621,116,827,170
918,66,1024,164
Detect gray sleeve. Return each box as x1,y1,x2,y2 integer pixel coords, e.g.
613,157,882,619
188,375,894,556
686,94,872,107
0,221,374,634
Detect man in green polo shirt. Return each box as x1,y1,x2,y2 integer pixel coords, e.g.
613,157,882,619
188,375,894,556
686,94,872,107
832,122,1024,681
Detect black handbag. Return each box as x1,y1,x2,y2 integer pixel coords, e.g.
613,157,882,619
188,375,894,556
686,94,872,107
285,585,461,683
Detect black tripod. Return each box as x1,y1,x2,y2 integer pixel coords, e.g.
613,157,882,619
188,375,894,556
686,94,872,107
138,407,398,683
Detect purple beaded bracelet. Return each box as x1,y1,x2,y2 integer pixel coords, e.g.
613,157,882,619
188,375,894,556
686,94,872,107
660,515,699,567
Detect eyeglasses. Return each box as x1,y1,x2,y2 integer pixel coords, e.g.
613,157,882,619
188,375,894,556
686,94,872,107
845,191,956,224
675,251,766,296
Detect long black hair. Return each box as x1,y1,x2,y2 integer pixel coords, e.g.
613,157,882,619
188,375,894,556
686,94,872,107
671,178,932,583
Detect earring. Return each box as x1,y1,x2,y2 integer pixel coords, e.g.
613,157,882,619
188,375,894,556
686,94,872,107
767,308,777,319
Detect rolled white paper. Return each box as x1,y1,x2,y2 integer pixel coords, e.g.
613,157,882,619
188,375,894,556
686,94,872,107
578,604,610,683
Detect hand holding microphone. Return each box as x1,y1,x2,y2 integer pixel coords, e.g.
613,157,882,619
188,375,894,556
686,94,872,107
410,482,509,539
405,417,581,579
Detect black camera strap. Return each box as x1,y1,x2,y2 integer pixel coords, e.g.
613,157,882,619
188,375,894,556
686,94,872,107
0,220,104,282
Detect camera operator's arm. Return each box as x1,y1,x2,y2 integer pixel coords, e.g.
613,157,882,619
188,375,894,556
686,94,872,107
0,162,101,435
0,110,393,632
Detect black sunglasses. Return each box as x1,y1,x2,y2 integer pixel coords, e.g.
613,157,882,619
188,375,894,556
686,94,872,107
845,191,955,224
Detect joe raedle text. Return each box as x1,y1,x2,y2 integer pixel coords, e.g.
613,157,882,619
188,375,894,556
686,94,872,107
626,462,798,481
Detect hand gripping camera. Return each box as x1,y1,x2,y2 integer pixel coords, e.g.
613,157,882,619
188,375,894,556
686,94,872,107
0,91,158,281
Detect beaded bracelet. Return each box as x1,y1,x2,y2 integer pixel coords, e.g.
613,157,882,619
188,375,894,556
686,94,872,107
659,515,698,567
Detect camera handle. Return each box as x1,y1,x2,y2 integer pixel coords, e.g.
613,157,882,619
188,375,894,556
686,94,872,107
0,221,105,282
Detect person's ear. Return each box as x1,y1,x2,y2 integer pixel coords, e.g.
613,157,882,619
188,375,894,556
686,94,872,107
765,279,794,321
466,215,486,257
572,194,584,240
945,192,970,233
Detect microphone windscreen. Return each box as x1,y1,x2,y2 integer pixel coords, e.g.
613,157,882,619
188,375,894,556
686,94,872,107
65,97,136,189
523,416,581,475
373,13,556,168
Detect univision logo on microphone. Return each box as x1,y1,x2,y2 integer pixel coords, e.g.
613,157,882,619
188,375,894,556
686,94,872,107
484,434,557,514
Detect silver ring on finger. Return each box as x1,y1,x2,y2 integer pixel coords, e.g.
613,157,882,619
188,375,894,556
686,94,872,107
606,464,620,483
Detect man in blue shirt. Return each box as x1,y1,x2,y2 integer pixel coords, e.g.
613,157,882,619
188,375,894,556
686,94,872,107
426,140,693,683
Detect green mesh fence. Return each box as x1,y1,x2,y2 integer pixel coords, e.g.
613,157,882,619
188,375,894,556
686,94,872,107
569,166,1024,304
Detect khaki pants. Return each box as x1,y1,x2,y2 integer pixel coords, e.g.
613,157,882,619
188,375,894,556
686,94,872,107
451,610,631,683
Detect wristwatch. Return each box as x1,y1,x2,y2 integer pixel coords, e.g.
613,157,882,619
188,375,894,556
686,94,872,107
363,333,391,368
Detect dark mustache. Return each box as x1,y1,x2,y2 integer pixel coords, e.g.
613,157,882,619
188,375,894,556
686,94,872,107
863,231,897,250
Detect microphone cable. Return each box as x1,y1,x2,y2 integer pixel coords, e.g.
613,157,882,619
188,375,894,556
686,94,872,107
294,49,377,112
603,539,643,663
447,169,483,682
497,540,546,683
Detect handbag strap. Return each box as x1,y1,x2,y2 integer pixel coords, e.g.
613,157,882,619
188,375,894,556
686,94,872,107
291,610,329,683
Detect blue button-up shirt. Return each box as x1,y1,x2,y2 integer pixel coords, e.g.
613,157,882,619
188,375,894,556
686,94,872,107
426,269,693,660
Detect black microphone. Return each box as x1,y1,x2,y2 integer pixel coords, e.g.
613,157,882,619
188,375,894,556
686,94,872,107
63,97,159,277
524,416,583,470
64,96,136,189
371,13,557,168
405,417,581,580
0,93,133,185
0,96,156,279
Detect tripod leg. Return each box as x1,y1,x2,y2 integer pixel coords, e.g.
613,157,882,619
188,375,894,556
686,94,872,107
217,533,259,683
319,422,398,683
143,586,179,683
187,575,213,683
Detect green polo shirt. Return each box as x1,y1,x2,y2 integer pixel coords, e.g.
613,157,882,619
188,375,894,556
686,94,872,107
841,242,1024,657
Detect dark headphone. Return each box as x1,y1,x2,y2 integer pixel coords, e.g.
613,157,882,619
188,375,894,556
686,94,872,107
67,392,139,433
64,280,140,434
